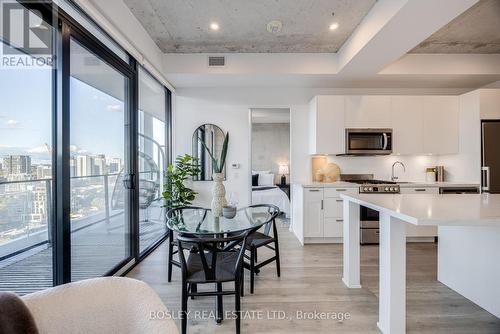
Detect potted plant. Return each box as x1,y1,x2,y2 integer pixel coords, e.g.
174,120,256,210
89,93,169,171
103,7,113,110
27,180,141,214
199,132,229,217
162,154,200,208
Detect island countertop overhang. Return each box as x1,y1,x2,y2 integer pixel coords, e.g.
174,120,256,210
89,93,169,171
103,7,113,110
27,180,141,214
340,193,500,227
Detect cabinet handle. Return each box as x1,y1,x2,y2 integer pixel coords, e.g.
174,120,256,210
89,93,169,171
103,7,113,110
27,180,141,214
336,219,343,222
309,189,320,192
336,189,347,192
414,189,426,192
321,200,324,210
336,199,343,202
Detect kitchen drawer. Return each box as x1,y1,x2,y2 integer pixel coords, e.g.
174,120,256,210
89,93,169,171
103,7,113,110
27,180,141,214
324,217,343,238
400,187,439,194
323,197,344,218
324,187,358,198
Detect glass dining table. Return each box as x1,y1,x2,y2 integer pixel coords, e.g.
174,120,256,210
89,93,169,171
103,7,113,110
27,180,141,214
166,205,279,324
166,206,276,236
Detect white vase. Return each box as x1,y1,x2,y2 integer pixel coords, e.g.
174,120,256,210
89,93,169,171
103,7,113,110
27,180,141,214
211,173,227,217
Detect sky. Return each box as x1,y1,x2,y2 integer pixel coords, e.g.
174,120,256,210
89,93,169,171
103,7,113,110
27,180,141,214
0,64,125,164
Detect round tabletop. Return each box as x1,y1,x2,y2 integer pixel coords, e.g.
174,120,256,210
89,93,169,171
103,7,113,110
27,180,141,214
167,206,277,235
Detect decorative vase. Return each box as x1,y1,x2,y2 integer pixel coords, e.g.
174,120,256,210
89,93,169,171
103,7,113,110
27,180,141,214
211,173,227,217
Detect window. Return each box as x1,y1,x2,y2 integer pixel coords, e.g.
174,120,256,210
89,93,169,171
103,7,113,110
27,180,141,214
69,38,131,279
138,66,168,254
0,4,54,294
0,0,171,294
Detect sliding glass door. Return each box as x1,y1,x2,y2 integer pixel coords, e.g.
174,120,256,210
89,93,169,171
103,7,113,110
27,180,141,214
138,67,168,254
68,37,132,280
0,4,54,294
0,0,171,294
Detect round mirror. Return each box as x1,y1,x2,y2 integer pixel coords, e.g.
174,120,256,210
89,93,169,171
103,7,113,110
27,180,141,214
192,124,226,181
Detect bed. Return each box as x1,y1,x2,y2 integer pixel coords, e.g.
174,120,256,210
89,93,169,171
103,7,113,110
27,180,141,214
252,185,290,218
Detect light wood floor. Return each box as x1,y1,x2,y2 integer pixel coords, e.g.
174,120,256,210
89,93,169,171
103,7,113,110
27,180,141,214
128,223,500,333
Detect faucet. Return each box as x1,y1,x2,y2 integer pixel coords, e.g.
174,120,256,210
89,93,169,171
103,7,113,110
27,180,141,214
391,161,406,181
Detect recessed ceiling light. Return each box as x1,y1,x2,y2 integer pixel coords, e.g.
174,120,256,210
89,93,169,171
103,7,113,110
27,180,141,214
210,22,219,31
329,23,339,31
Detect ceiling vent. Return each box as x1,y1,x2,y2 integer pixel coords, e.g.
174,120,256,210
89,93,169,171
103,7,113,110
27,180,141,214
208,56,225,67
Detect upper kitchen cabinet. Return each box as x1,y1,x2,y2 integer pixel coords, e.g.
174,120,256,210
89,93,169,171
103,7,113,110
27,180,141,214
309,95,345,155
344,96,392,128
392,96,424,154
423,96,459,155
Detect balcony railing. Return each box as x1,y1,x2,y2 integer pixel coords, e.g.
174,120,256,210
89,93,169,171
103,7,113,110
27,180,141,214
0,173,129,260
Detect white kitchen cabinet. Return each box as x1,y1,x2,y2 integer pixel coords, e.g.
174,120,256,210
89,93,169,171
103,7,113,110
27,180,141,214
423,96,459,154
391,96,424,154
344,95,392,128
308,95,345,155
324,217,344,238
301,186,357,242
303,188,324,238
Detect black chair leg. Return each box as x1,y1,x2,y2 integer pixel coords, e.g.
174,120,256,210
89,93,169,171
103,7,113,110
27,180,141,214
181,283,188,334
275,238,281,277
240,266,245,297
168,232,174,282
250,247,255,294
235,282,241,334
216,283,223,323
190,283,197,299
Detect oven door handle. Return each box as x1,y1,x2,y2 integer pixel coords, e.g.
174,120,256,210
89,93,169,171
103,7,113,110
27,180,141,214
382,133,388,150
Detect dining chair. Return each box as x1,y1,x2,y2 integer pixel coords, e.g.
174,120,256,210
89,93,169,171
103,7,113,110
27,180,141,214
166,206,207,282
243,204,281,294
176,231,250,334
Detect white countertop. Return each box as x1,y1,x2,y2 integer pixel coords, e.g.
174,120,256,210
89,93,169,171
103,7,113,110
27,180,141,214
294,181,479,189
397,181,479,188
340,193,500,227
294,181,358,188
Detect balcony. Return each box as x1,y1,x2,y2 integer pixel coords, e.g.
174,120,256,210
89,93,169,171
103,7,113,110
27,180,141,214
0,173,166,295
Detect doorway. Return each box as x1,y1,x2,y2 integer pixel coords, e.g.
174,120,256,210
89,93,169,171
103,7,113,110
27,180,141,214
250,108,291,220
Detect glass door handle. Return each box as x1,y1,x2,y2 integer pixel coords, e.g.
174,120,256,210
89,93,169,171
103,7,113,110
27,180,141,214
123,173,136,190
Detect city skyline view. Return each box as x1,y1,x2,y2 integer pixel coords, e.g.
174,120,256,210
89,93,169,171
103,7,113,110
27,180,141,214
0,66,126,165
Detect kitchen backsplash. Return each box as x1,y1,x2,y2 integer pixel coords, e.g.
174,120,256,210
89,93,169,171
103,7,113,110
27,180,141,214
322,154,440,182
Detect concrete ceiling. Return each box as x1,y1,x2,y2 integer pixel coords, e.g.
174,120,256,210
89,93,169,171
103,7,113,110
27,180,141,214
122,0,376,53
410,0,500,54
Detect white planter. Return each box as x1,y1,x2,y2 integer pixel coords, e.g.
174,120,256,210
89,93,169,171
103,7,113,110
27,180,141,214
211,173,227,217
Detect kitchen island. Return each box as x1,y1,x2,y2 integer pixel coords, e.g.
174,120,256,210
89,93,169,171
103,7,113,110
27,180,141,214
340,193,500,334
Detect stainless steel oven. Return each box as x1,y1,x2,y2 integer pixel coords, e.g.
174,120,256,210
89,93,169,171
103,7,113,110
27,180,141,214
360,206,380,244
344,128,392,155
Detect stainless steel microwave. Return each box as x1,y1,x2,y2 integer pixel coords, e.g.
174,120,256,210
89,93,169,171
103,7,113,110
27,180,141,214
343,128,392,155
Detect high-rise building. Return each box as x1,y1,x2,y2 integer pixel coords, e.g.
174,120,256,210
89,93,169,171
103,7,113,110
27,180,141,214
108,157,122,174
36,165,52,179
69,157,76,177
3,155,31,175
93,154,106,175
75,155,94,177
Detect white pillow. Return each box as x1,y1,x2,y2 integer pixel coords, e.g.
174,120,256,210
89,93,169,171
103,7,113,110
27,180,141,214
258,173,274,186
252,170,271,175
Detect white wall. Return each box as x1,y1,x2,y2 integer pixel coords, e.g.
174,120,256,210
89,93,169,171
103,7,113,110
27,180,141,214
252,123,290,184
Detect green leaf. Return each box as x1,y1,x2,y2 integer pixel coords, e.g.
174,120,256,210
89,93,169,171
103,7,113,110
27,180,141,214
219,132,229,173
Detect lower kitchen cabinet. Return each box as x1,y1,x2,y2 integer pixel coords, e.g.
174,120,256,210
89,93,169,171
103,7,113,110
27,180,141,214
297,186,357,243
303,188,324,238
